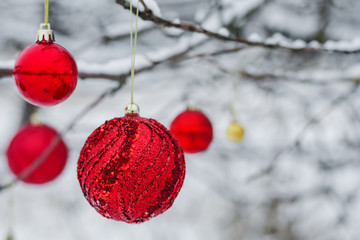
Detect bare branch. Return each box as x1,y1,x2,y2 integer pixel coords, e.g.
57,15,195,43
0,68,12,78
0,38,208,81
246,84,360,183
0,79,126,192
239,70,347,85
115,0,360,54
102,25,156,43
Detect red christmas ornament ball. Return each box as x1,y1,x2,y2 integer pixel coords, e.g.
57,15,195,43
170,108,213,153
77,113,186,223
13,39,78,106
6,123,68,184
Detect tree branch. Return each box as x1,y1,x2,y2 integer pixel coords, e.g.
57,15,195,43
0,35,206,191
0,68,12,78
115,0,360,54
0,79,126,192
239,70,347,85
0,37,208,81
246,84,360,183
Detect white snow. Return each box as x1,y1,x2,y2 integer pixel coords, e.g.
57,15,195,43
323,38,360,52
163,19,183,36
0,60,15,69
130,0,162,17
345,63,360,79
222,0,265,25
105,21,154,38
77,55,149,75
248,33,263,42
261,3,319,39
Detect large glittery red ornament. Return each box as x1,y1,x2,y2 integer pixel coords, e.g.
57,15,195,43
13,25,78,106
6,123,68,184
77,113,186,223
170,108,213,153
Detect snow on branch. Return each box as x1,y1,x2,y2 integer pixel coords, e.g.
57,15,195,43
3,43,360,84
116,0,360,54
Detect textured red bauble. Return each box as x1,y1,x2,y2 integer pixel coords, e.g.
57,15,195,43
13,39,78,106
77,113,186,223
170,108,213,153
6,123,68,184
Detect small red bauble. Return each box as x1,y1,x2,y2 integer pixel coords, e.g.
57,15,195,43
77,111,186,223
6,123,68,184
13,24,78,106
170,108,213,153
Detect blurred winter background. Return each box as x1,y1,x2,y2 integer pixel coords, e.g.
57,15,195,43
2,0,360,239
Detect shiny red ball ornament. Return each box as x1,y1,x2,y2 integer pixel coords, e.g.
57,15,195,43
77,104,186,223
170,108,213,153
6,123,68,184
13,24,78,106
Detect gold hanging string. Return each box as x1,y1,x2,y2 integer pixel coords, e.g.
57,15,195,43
129,0,140,105
230,77,238,122
44,0,49,26
6,184,15,240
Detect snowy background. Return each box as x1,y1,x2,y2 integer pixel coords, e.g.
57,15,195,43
1,0,360,239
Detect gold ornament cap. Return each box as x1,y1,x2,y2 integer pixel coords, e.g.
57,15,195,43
29,111,41,126
125,103,140,115
37,23,54,42
186,104,197,111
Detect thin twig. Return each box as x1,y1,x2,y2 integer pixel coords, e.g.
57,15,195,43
240,70,347,85
246,84,359,183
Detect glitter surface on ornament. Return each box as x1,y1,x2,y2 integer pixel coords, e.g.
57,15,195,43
6,123,68,184
77,114,186,223
170,109,213,153
13,40,78,106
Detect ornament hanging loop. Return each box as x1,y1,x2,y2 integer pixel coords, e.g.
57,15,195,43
187,104,196,111
36,23,54,42
44,0,49,27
